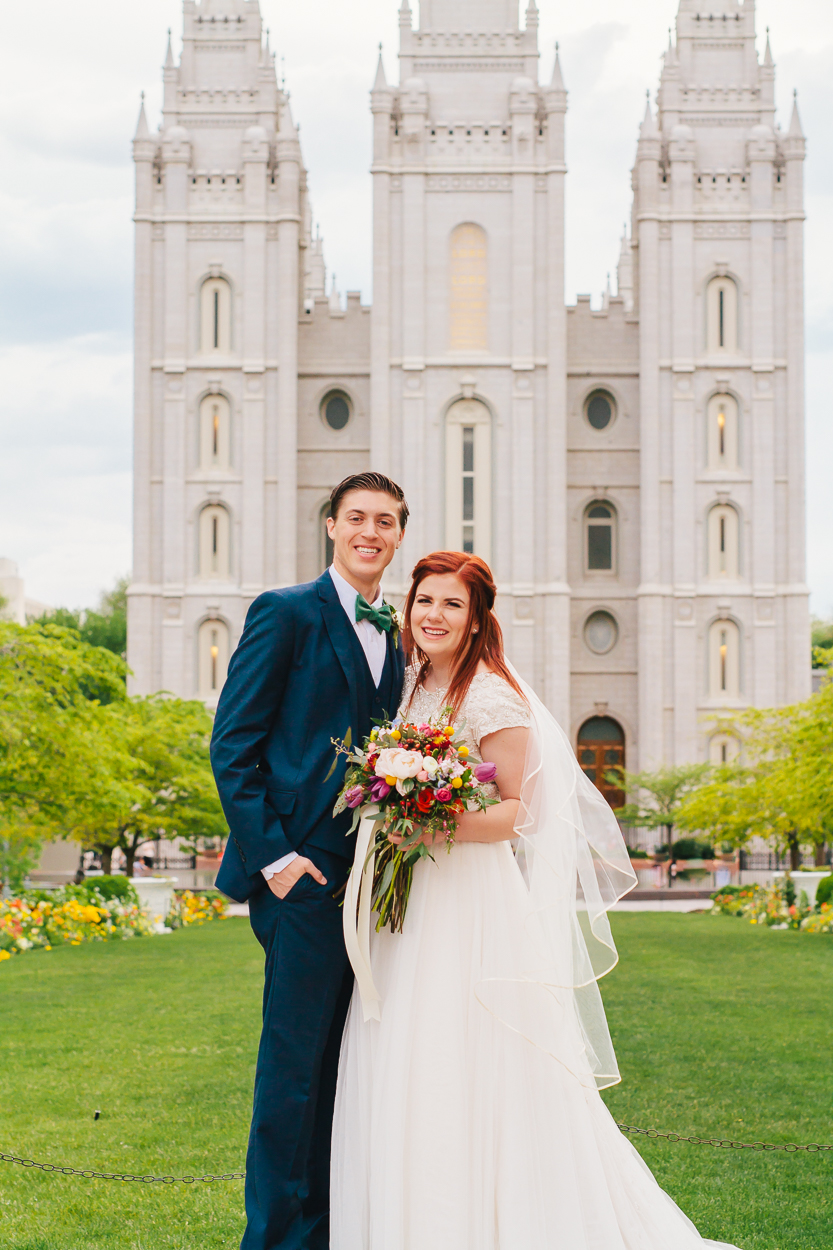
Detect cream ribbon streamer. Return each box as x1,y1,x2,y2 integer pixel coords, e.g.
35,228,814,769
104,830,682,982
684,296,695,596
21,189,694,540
342,805,383,1022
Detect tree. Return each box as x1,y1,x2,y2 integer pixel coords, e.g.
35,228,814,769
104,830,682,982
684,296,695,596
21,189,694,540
70,695,227,877
41,575,129,660
0,622,129,890
676,679,833,869
812,617,833,671
609,765,713,866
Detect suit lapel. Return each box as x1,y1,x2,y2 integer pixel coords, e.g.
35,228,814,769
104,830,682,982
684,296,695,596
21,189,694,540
318,572,362,736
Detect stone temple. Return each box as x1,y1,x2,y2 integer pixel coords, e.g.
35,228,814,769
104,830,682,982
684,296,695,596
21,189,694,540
128,0,810,790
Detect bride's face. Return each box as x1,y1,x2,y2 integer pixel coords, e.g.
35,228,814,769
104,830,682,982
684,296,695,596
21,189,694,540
410,574,472,666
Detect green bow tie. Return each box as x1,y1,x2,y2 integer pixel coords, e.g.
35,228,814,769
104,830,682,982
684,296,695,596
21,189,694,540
355,595,394,634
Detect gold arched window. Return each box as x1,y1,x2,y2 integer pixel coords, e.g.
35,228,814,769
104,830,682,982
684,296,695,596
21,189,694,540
707,504,739,579
198,619,229,701
707,394,739,471
445,398,491,561
198,505,231,579
449,224,487,353
708,619,740,699
199,395,231,471
200,277,232,353
706,276,738,353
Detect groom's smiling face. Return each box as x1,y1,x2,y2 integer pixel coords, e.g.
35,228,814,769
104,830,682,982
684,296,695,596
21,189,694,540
327,489,404,595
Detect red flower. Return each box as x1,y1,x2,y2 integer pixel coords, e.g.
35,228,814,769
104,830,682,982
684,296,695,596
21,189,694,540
416,789,435,814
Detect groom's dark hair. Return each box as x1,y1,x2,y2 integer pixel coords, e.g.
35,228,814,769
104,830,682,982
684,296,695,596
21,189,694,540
329,472,409,529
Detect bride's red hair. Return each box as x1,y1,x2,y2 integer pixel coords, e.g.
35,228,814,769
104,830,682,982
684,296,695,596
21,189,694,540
402,551,526,716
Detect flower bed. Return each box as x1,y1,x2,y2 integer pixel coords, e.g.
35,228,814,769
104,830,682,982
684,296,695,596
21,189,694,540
710,879,833,933
0,880,228,963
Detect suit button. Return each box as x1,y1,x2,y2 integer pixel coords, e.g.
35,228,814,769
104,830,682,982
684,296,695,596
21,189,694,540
375,696,381,704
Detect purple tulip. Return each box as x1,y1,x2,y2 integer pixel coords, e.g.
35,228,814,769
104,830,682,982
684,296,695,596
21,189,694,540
370,779,391,801
473,762,498,784
345,785,365,809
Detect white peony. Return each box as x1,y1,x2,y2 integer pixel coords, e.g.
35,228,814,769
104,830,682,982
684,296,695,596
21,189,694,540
421,756,440,777
375,747,424,780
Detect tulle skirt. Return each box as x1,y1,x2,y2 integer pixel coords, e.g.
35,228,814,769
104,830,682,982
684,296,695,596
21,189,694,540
331,840,740,1250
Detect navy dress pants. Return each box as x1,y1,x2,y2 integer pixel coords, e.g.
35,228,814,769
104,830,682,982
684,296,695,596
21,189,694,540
242,850,354,1250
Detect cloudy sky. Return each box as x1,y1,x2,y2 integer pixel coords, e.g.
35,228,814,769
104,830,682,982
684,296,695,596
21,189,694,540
0,0,831,614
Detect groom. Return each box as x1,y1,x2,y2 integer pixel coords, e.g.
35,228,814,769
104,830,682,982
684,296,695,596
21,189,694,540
211,471,408,1250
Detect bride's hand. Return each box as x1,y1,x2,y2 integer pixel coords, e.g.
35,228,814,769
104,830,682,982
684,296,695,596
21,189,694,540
387,827,444,848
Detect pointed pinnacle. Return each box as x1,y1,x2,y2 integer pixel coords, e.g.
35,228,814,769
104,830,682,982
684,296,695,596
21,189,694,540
550,42,565,91
134,95,150,140
640,94,658,138
164,28,174,69
789,90,804,138
373,48,388,92
764,27,773,67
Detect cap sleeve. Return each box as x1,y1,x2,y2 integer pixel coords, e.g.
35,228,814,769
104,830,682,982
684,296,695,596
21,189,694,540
464,674,531,748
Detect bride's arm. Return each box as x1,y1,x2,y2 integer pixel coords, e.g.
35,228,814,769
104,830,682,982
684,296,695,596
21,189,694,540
452,725,529,844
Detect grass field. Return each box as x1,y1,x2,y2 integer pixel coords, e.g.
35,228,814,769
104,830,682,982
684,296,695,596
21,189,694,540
0,913,830,1250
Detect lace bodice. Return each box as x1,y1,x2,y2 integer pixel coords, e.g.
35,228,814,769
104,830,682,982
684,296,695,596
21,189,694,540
399,668,530,798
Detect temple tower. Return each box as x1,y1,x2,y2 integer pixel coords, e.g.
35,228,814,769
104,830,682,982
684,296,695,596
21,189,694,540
370,0,571,718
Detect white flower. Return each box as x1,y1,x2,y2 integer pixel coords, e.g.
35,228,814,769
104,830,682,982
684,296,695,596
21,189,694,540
421,756,439,777
375,747,424,780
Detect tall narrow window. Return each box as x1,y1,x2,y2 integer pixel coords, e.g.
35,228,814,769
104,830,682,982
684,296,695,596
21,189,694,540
706,276,738,353
577,717,625,809
709,734,740,765
707,504,739,579
200,277,231,353
198,619,229,701
445,399,491,561
199,505,230,578
449,223,487,353
707,394,739,470
584,501,617,574
708,619,740,699
199,394,231,470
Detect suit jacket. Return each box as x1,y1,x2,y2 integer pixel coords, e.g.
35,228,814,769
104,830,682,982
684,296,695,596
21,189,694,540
211,571,405,902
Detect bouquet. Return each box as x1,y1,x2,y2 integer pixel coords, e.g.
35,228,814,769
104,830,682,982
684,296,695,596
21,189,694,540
333,709,499,933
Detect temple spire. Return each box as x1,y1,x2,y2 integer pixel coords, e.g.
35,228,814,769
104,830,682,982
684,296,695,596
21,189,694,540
640,92,658,138
763,28,773,67
164,28,174,69
789,89,804,138
373,46,388,91
550,41,565,91
134,92,150,140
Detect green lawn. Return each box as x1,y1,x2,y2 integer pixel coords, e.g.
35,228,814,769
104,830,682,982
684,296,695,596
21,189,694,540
0,914,829,1250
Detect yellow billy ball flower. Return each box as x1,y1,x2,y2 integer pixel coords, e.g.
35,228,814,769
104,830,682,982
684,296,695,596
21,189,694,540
391,729,402,741
458,746,469,757
386,775,397,786
444,726,454,737
452,777,463,789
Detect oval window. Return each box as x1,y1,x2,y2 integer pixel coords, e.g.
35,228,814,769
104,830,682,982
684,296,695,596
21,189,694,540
323,392,350,431
584,610,618,655
586,391,615,430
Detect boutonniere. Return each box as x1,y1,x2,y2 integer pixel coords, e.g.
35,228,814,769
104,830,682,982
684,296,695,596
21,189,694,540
389,606,405,649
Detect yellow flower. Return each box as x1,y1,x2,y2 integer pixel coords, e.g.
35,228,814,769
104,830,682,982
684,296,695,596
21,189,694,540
385,775,397,786
0,950,12,962
370,728,378,741
458,746,469,758
44,945,52,951
444,726,454,738
452,777,463,789
391,729,401,741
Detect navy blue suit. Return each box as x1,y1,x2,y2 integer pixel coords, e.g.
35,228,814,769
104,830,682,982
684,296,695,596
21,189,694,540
211,571,404,1250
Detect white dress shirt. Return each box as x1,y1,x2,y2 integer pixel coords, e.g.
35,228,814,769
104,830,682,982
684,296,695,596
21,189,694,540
261,566,388,881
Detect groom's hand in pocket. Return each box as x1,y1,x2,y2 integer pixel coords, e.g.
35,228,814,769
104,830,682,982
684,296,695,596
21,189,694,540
267,856,328,899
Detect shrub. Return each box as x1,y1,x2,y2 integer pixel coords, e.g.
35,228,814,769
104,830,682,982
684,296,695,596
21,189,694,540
167,890,228,929
67,875,139,905
669,837,716,860
628,848,650,859
815,874,833,910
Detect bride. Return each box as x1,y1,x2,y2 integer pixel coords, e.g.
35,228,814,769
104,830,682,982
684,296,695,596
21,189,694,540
331,550,740,1250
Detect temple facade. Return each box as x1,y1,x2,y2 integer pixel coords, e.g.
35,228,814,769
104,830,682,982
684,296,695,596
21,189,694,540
128,0,810,779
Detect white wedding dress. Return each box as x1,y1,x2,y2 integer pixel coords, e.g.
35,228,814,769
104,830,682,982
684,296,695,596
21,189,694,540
331,670,740,1250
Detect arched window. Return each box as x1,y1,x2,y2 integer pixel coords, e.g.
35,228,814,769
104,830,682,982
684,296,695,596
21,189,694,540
707,393,739,471
320,502,335,573
577,717,625,809
198,619,229,701
709,734,740,765
198,505,230,578
584,501,616,573
199,394,231,471
445,398,491,560
200,277,231,353
708,619,741,699
707,504,739,579
449,223,487,353
706,276,738,353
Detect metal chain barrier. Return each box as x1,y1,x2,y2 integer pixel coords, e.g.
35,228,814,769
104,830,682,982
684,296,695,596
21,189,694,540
1,1125,830,1183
